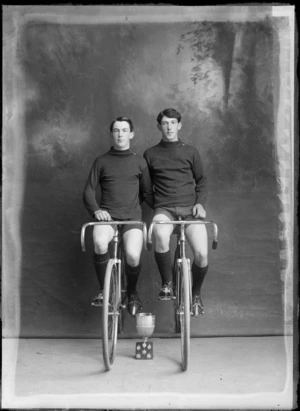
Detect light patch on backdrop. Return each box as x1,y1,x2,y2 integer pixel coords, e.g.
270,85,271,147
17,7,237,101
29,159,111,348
111,24,225,119
183,57,225,114
31,116,92,168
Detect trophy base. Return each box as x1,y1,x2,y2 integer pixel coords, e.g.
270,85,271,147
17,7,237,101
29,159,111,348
135,341,154,360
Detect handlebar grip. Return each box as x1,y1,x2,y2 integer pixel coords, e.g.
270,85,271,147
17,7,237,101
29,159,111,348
212,240,218,250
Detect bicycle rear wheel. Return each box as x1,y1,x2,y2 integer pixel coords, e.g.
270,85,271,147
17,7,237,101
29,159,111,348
179,257,191,371
102,259,120,371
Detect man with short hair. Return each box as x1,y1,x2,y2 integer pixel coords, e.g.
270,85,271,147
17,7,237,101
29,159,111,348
83,116,153,316
144,108,208,316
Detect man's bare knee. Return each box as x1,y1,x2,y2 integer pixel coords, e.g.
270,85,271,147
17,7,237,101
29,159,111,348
194,252,208,268
93,237,109,254
154,229,171,252
126,253,140,267
125,244,141,266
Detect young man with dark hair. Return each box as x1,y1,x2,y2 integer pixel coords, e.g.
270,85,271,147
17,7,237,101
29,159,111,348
144,108,208,316
83,116,153,316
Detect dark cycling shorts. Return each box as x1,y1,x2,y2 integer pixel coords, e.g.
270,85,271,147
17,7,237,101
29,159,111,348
153,206,197,233
110,217,143,234
154,206,195,221
96,216,143,234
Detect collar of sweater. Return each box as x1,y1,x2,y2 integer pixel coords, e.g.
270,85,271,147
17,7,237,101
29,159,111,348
108,147,135,156
159,139,183,148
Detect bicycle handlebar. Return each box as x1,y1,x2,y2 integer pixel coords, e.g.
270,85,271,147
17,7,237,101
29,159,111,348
147,219,218,250
80,221,148,252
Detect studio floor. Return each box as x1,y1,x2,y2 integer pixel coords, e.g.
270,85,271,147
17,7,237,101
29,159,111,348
2,335,295,410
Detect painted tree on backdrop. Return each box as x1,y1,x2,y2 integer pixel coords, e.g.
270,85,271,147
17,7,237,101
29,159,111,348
177,20,279,188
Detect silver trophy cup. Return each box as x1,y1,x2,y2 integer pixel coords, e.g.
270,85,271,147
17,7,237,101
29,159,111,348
135,313,155,359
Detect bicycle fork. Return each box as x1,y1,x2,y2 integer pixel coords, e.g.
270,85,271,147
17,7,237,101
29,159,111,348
177,221,193,315
110,232,126,313
176,258,192,315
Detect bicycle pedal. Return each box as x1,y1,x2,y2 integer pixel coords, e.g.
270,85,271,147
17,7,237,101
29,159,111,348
129,306,142,316
191,307,204,317
191,313,204,318
128,302,142,317
91,302,103,308
157,296,174,301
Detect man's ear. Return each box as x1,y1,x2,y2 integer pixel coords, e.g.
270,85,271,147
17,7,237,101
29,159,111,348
178,122,182,130
157,124,162,132
129,131,135,140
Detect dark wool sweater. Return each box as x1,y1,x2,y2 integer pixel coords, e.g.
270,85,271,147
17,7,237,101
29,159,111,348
143,139,207,209
83,148,153,220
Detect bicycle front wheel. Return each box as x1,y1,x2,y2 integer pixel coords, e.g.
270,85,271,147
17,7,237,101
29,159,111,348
102,259,120,371
173,247,181,333
179,257,191,371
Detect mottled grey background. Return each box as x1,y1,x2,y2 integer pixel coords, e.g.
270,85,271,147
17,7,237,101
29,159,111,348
3,6,294,338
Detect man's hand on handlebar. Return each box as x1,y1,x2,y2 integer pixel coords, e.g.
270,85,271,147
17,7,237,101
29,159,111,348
94,209,112,221
193,203,206,219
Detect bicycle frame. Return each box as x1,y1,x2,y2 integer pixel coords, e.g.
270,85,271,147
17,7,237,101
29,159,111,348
80,220,148,253
109,227,123,312
147,218,218,371
147,219,218,250
147,218,218,305
81,220,147,307
80,220,147,371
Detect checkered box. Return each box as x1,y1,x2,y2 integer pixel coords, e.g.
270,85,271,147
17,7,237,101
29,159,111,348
135,341,154,359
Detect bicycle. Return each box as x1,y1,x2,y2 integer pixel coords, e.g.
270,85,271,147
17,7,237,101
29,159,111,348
147,218,218,371
81,220,147,371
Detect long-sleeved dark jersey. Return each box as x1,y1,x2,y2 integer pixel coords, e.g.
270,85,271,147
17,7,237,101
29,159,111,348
83,147,153,220
143,139,207,209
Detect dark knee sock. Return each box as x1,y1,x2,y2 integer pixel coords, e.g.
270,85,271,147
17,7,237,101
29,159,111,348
93,251,110,290
125,262,142,295
192,262,208,297
155,251,172,285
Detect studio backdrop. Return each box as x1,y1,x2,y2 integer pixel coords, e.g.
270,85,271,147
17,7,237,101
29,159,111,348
3,5,295,338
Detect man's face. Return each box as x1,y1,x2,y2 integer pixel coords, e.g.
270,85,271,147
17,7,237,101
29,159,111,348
111,121,134,150
158,116,182,142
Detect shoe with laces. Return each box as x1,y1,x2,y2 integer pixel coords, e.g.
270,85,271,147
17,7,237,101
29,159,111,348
158,282,174,300
127,292,142,316
91,291,103,307
191,295,204,316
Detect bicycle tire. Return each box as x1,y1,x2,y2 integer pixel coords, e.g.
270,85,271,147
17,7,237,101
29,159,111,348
118,251,126,334
173,248,181,334
180,257,191,371
102,259,120,371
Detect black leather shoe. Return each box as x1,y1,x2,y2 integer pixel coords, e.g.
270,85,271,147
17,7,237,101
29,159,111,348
158,282,174,300
191,295,204,316
127,293,142,316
